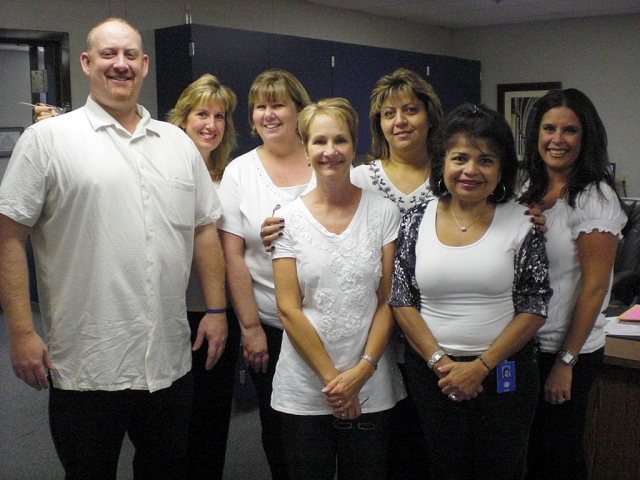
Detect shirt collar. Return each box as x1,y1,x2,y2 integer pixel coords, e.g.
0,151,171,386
84,95,159,137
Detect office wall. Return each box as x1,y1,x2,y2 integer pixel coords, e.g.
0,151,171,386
0,0,451,118
454,15,640,196
1,2,637,194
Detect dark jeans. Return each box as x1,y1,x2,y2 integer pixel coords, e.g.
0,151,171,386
187,308,241,479
526,348,604,480
280,410,391,480
49,372,193,480
248,323,290,480
405,342,539,480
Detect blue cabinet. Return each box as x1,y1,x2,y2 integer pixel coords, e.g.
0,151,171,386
155,24,480,156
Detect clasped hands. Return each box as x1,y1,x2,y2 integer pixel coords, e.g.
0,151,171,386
435,357,489,402
322,368,368,420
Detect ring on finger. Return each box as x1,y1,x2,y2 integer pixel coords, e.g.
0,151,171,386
448,393,457,401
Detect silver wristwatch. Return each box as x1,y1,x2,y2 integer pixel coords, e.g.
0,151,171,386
556,349,578,366
427,349,446,370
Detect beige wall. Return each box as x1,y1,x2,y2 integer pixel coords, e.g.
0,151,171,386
454,15,640,196
1,2,637,194
0,0,451,118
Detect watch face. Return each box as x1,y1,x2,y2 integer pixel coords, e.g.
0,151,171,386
560,351,576,365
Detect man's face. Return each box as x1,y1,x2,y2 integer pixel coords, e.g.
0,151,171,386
80,20,148,113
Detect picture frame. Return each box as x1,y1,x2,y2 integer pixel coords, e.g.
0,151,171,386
0,127,25,157
497,82,561,160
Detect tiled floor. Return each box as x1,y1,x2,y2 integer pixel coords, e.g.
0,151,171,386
0,307,270,480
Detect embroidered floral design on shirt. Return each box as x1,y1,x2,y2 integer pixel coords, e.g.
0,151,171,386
365,162,434,214
287,208,383,343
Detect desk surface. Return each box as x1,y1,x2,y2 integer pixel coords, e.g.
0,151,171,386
604,335,640,369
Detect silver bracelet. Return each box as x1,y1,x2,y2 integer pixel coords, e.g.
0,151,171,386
427,349,446,370
361,354,378,371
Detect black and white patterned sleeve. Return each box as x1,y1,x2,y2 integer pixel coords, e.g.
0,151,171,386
513,227,552,317
390,202,429,309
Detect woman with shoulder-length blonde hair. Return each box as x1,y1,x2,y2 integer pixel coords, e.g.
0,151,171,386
271,97,406,480
167,73,237,182
168,73,240,479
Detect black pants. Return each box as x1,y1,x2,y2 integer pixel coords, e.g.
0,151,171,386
386,363,430,480
248,323,291,480
280,411,391,480
526,348,604,480
406,342,539,480
49,373,193,480
187,308,241,479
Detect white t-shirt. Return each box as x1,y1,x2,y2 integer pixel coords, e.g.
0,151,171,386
216,148,316,328
0,96,220,392
270,191,406,415
415,200,536,355
537,182,627,353
350,159,433,214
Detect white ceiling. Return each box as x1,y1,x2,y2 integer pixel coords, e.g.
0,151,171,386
306,0,640,29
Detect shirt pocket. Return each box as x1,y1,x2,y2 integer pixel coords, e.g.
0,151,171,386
167,177,196,230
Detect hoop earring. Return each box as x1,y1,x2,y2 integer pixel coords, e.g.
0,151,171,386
437,179,450,197
491,182,506,202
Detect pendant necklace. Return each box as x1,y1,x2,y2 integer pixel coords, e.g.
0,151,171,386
450,207,481,232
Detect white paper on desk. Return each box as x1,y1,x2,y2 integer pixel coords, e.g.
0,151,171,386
605,316,640,337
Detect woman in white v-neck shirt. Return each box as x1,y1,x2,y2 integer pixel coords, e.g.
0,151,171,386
350,68,443,214
271,98,405,480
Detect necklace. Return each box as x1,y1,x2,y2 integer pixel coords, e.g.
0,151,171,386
450,207,481,232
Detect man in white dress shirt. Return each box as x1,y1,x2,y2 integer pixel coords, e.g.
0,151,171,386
0,18,227,479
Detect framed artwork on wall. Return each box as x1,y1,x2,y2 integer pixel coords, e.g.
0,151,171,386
497,82,561,160
0,127,24,157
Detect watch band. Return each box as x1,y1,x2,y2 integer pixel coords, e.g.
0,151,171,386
557,349,578,366
427,349,446,370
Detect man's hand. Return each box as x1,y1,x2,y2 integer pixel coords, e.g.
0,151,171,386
10,330,55,390
192,312,228,370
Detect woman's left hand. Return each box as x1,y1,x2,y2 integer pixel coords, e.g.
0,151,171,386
437,361,486,400
543,362,573,405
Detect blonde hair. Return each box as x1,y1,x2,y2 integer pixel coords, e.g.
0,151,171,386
369,68,443,160
298,98,359,152
167,74,237,181
247,69,311,136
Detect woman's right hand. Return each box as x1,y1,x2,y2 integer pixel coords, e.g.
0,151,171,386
33,104,60,123
241,325,269,373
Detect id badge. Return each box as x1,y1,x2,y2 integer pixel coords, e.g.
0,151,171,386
497,361,515,393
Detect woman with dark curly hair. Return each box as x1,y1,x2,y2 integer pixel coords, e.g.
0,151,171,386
391,103,552,480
